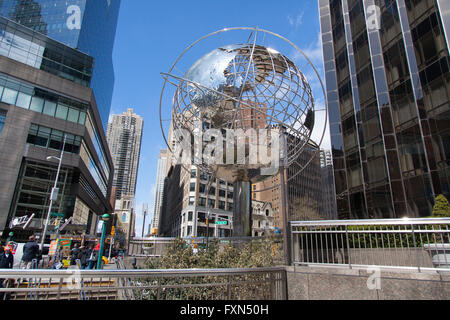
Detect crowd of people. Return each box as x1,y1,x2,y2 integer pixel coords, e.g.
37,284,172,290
0,235,122,271
0,235,124,300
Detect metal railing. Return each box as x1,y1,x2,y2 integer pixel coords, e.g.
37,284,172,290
0,267,287,300
128,236,284,260
115,256,135,300
291,218,450,271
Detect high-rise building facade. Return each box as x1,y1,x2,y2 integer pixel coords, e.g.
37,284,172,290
0,17,114,241
160,163,235,238
0,0,121,129
107,108,143,201
253,141,324,232
159,123,234,238
319,0,449,219
150,149,167,234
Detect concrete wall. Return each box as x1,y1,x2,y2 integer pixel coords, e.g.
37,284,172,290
295,248,435,268
287,266,450,300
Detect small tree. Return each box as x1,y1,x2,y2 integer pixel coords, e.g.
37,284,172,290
432,194,450,218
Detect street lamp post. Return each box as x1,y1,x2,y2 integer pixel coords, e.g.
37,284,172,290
40,134,67,251
97,214,110,270
206,210,210,252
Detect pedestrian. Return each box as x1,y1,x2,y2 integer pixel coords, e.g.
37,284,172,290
86,243,98,269
79,246,88,269
0,246,14,269
0,246,14,300
70,243,81,266
20,235,40,269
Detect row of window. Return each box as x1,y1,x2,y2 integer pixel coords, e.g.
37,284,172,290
0,17,93,86
86,114,111,180
189,196,233,211
80,141,108,198
0,74,88,125
27,124,82,154
182,211,232,225
0,109,5,135
26,123,107,199
192,182,234,198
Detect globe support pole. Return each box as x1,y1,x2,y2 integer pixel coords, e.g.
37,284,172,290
280,166,291,266
233,180,252,237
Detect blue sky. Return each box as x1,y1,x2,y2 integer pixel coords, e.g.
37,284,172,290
109,0,328,236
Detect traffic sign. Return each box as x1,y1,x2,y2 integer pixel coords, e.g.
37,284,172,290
51,212,65,218
216,221,227,225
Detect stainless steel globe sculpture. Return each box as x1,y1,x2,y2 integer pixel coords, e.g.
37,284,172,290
160,27,327,236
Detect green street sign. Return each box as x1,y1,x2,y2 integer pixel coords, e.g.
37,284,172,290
51,212,64,218
216,221,227,225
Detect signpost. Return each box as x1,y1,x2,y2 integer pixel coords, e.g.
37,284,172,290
216,221,228,225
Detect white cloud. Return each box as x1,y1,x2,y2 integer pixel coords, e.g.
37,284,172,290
301,32,323,67
288,11,305,29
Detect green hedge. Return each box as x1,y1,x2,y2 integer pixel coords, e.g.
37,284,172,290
132,238,281,300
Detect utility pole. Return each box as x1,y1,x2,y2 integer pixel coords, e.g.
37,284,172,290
40,134,67,251
141,203,148,237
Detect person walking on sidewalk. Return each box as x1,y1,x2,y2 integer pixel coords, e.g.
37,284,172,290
70,243,81,266
0,246,14,300
20,235,40,269
86,243,98,269
0,246,13,269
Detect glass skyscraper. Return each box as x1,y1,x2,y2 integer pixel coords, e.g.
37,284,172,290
319,0,449,219
0,0,121,130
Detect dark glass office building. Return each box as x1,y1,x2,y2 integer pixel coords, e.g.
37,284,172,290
319,0,450,219
0,17,114,241
0,0,121,130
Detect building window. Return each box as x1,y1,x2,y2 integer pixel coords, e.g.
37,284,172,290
27,124,82,154
188,211,193,222
219,189,226,197
11,161,74,223
197,212,206,223
219,201,225,210
200,170,208,180
190,182,196,192
0,110,6,135
189,196,195,205
199,197,206,206
208,199,215,208
1,88,18,105
0,75,88,125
